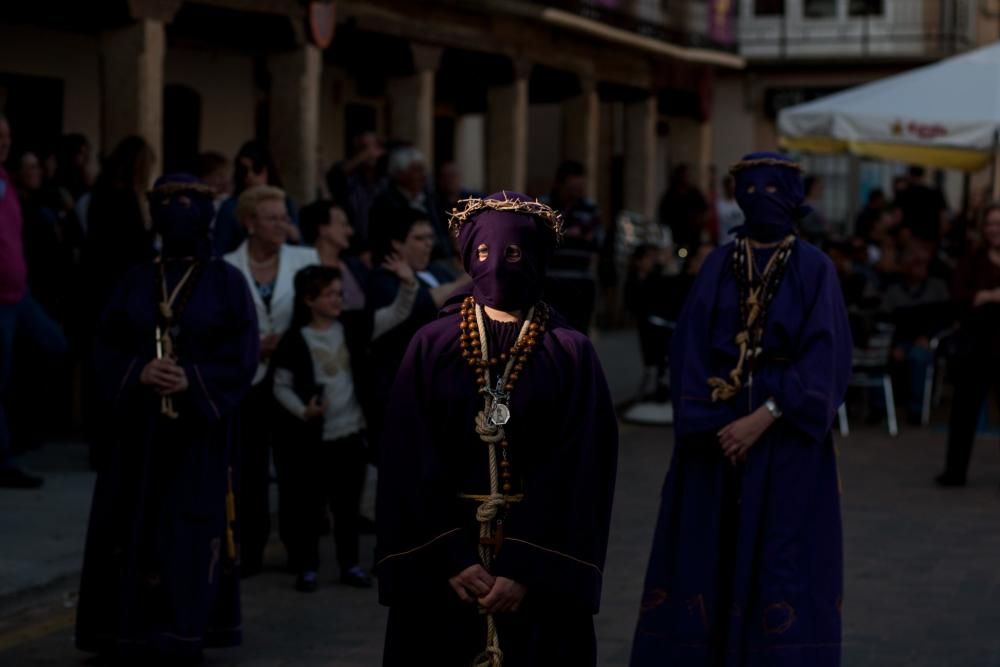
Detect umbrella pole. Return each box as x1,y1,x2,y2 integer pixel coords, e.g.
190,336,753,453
992,130,1000,200
846,154,860,237
962,172,971,216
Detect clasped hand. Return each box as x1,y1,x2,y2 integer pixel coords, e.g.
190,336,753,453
718,407,775,465
140,358,189,396
449,564,526,613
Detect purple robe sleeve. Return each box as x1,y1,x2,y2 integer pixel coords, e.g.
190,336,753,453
93,269,150,409
754,256,852,443
670,248,740,440
491,331,619,614
375,331,480,605
180,266,260,422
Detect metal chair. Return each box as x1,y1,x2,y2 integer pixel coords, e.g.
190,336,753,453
921,324,960,426
623,315,676,426
839,321,898,437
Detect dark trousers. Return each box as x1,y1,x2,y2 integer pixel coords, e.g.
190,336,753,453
282,432,367,574
944,356,1000,482
0,292,67,468
238,382,274,573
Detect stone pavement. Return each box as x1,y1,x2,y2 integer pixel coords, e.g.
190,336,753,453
3,330,1000,665
0,443,93,600
0,328,643,603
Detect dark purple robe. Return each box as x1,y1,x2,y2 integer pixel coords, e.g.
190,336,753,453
76,259,258,660
376,296,618,666
631,239,852,666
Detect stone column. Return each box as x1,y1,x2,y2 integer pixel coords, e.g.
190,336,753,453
698,120,714,193
562,79,600,198
486,77,529,193
319,69,348,190
269,44,323,205
100,19,165,166
386,44,440,165
455,114,486,193
624,96,658,221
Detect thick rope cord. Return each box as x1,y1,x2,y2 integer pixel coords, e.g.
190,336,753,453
475,411,505,443
156,261,198,419
475,304,536,397
708,237,793,402
473,436,503,667
470,304,534,667
709,330,750,401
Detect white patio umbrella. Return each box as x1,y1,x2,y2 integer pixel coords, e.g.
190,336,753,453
778,40,1000,192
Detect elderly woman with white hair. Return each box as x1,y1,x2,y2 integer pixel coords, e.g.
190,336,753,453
368,144,452,265
224,184,319,576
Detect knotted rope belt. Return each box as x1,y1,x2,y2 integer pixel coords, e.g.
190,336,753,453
471,410,506,667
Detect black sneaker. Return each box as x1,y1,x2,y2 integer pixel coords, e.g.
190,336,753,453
0,467,43,489
935,473,966,488
341,566,373,588
295,571,319,593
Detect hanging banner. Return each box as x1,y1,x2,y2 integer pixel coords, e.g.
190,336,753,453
707,0,735,45
307,1,336,49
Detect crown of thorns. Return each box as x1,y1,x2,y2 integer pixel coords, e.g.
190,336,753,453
448,192,564,245
729,157,802,175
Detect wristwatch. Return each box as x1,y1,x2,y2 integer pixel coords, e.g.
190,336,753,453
764,398,783,419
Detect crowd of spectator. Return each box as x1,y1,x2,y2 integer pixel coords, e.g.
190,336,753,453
3,104,1000,667
0,116,613,592
4,104,999,582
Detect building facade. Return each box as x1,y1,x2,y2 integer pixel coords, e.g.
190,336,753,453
713,0,999,230
0,0,744,223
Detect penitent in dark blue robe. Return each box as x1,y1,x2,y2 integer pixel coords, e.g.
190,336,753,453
631,239,852,667
376,294,618,666
76,260,258,660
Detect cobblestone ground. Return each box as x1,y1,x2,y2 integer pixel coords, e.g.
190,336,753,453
2,326,1000,666
3,422,1000,666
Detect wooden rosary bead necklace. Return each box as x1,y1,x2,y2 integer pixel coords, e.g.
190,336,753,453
459,295,548,396
459,296,548,494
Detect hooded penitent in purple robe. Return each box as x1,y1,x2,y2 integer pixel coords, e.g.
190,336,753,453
376,192,618,666
76,175,259,660
631,154,852,666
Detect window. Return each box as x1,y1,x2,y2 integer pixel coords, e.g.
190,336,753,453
804,0,837,18
849,0,884,16
754,0,784,16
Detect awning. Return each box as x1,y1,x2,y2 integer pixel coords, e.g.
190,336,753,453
778,41,1000,172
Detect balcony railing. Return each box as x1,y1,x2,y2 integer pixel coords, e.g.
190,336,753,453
521,0,741,53
739,0,975,60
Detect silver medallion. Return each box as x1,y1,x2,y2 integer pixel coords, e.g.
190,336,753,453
489,402,511,426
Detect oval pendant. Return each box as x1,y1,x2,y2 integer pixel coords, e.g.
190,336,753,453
490,402,511,427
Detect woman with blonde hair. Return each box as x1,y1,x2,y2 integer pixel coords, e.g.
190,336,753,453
224,184,318,575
